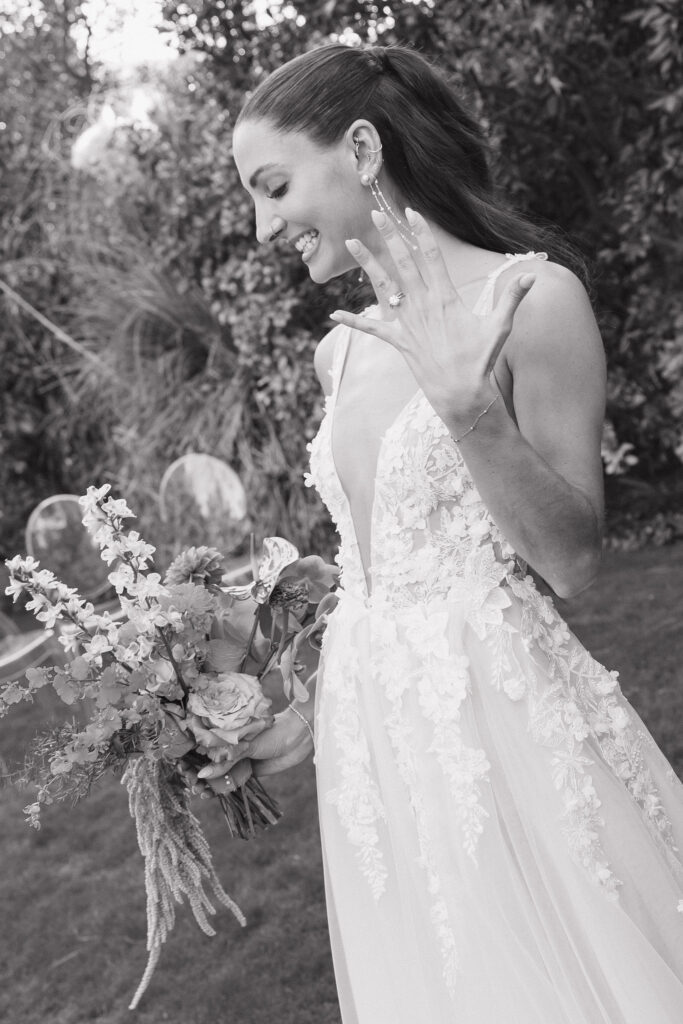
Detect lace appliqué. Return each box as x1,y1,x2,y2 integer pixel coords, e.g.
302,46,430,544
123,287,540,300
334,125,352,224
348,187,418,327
321,606,388,902
499,575,680,896
372,612,461,994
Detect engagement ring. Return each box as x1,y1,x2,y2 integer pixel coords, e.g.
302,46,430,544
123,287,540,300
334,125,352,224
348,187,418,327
388,291,406,308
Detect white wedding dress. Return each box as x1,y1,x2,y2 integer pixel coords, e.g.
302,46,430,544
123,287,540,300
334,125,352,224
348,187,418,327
305,253,683,1024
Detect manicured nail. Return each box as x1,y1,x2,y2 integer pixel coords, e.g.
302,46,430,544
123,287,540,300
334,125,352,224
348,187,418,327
405,207,419,225
329,312,342,321
370,210,387,228
346,238,362,255
519,273,536,289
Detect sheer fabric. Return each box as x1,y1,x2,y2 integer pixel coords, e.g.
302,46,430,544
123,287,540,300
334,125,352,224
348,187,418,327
305,253,683,1023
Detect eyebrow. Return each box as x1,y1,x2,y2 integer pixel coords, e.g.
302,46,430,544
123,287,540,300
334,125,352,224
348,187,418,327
249,162,282,188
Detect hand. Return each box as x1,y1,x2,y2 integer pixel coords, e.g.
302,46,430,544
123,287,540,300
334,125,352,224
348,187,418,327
330,208,535,428
178,755,254,798
191,706,314,789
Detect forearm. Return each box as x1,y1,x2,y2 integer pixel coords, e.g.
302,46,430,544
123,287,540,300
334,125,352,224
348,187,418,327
446,398,602,599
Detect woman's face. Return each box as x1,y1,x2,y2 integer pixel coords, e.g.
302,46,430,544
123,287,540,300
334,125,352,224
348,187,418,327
232,118,377,283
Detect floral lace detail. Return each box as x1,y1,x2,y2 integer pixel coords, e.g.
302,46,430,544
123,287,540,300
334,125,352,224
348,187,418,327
404,607,491,860
498,574,679,894
321,603,388,901
371,613,461,993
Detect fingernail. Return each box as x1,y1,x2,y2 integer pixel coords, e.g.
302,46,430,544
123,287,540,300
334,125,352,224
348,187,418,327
370,210,387,228
405,207,418,225
329,312,342,322
519,273,536,289
346,238,362,255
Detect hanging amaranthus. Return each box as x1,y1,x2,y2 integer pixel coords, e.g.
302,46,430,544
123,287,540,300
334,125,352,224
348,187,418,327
124,755,246,1010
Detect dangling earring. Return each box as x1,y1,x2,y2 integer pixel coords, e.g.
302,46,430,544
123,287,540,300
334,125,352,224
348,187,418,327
358,269,365,283
354,136,418,252
368,176,418,252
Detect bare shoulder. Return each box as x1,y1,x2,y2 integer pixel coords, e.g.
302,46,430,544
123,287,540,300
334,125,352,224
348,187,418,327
313,323,348,397
496,258,604,370
491,258,606,516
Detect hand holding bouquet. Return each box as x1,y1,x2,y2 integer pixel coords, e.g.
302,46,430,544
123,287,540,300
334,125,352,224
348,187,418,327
2,485,338,1008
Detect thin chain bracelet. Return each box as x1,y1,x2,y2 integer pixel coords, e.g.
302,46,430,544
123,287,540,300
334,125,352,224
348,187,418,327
288,703,315,747
452,395,499,444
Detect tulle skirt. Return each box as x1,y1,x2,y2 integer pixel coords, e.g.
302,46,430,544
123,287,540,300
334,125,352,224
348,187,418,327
314,590,683,1024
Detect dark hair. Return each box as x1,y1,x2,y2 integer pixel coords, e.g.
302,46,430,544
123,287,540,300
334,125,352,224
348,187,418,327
237,44,586,282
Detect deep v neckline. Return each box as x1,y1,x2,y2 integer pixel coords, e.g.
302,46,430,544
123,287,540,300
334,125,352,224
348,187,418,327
329,330,425,598
325,251,548,598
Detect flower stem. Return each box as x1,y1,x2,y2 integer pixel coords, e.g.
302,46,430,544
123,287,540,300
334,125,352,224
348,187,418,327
239,612,261,674
157,628,189,698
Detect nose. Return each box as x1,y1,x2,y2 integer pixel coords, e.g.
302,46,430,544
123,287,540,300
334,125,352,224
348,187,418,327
255,211,286,245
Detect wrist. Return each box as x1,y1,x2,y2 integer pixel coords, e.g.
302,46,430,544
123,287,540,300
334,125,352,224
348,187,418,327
286,702,315,747
442,386,507,441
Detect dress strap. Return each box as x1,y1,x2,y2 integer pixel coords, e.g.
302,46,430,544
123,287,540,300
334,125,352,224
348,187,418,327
472,251,548,317
329,328,352,397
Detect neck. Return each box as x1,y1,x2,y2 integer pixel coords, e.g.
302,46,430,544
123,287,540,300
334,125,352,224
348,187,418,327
363,212,500,292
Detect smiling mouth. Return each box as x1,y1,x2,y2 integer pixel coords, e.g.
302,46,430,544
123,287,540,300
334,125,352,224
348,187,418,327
294,230,319,255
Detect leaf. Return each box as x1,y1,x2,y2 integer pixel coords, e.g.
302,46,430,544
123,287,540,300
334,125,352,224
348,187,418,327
52,672,81,706
25,666,54,691
0,681,27,707
96,667,128,709
70,656,90,681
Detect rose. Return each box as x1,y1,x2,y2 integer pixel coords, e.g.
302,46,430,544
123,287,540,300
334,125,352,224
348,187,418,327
186,672,274,753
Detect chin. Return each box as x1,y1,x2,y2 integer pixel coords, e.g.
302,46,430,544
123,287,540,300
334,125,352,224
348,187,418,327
308,254,356,285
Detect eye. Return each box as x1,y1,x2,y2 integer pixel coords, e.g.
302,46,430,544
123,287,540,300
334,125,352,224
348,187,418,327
267,183,288,200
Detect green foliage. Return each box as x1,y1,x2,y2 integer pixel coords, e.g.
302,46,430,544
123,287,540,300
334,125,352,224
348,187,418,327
0,0,97,553
1,0,682,563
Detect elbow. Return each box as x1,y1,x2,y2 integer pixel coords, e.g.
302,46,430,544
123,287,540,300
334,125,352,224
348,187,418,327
549,545,602,601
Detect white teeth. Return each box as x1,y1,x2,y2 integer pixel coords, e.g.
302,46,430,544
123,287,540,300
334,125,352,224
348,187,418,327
294,230,319,253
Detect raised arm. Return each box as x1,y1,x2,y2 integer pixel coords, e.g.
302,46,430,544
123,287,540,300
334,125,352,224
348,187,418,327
450,261,605,598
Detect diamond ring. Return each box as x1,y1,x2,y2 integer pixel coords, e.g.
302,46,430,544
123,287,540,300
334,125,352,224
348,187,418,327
388,291,406,308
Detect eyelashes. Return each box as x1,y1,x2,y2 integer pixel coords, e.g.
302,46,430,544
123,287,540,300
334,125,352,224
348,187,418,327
267,184,288,200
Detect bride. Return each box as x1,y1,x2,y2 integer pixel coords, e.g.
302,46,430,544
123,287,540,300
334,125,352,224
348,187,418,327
226,43,683,1023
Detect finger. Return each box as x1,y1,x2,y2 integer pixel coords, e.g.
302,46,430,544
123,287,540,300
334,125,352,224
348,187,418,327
343,237,403,318
198,760,235,780
328,307,396,342
486,273,536,370
205,775,233,796
230,759,253,787
494,273,536,329
405,208,457,296
370,209,423,295
206,739,249,763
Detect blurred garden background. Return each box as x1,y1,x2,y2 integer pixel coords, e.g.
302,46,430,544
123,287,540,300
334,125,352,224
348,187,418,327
1,1,682,1021
1,0,683,571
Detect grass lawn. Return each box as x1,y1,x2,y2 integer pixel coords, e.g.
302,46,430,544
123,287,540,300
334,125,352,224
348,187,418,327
1,542,682,1024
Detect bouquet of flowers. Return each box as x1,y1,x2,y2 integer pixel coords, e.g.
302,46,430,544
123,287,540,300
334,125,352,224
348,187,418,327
2,485,338,1009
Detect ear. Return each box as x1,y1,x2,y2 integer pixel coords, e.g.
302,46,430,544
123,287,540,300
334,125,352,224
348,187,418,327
345,119,383,184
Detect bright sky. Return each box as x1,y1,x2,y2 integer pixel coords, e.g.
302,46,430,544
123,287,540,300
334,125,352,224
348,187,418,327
78,0,177,72
78,0,280,71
